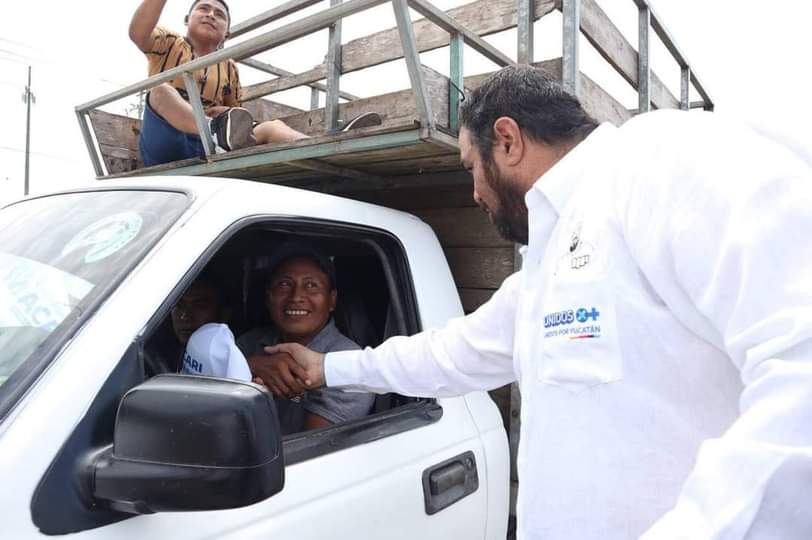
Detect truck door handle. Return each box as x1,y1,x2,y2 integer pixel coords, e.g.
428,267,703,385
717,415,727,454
422,451,479,515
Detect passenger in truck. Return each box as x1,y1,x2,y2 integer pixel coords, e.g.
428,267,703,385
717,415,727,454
237,242,375,434
144,274,249,381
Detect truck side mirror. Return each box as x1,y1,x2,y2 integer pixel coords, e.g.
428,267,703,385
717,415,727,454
76,375,284,514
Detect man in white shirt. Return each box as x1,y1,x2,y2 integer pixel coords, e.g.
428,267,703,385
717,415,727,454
267,65,812,539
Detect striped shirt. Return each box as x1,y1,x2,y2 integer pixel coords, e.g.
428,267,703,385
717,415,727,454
144,26,240,108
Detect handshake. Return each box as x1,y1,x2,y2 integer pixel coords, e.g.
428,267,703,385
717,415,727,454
247,343,326,398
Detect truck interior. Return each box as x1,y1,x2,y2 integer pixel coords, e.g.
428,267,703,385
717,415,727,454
140,219,425,436
31,216,444,535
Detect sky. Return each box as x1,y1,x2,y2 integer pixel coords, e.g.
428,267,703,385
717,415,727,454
0,0,810,205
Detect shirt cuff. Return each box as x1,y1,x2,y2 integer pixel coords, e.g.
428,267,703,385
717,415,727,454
324,350,365,389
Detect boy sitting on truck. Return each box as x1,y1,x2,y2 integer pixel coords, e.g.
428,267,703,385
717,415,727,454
129,0,381,166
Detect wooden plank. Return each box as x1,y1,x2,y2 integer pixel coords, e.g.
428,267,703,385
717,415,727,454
275,66,449,135
241,0,556,102
465,58,630,125
88,110,141,153
576,65,633,125
328,150,462,176
362,154,460,176
348,181,474,209
413,207,510,248
284,158,384,181
406,0,515,68
229,0,324,38
242,66,327,102
88,110,143,173
317,167,471,195
578,0,679,110
445,247,514,289
323,142,448,166
98,146,140,174
243,98,304,121
241,58,361,101
343,0,555,73
459,287,497,313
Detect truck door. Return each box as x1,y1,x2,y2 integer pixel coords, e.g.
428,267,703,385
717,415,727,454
15,213,495,539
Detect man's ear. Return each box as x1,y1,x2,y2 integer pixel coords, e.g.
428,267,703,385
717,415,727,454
492,116,524,167
329,289,337,312
184,14,190,25
218,31,230,49
218,307,233,323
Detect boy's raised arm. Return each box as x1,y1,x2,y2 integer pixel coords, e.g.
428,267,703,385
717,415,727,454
129,0,168,52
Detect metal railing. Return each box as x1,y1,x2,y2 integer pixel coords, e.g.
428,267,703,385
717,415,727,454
76,0,713,177
559,0,714,112
76,0,511,176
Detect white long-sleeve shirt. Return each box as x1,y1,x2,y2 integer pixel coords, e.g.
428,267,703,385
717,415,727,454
327,110,812,539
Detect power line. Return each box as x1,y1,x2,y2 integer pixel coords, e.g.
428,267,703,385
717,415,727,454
0,144,76,162
0,37,40,51
0,55,131,89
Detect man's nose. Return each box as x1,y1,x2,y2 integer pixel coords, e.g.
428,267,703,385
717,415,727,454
472,189,483,207
290,283,305,300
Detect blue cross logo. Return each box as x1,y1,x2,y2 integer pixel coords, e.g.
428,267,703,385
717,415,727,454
576,307,600,323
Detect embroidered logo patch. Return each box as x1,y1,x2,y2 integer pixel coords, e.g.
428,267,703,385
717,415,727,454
559,221,594,271
543,306,602,340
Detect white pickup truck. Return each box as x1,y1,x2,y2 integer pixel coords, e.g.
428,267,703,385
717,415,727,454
0,177,509,539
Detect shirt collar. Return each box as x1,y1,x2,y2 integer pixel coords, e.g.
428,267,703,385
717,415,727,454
263,318,338,352
525,122,618,216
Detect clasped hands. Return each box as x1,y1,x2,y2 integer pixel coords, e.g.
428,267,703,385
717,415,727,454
247,343,325,398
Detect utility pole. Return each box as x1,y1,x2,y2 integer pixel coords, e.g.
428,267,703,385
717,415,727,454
22,65,36,196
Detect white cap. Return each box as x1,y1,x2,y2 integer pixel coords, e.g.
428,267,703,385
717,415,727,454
181,323,252,381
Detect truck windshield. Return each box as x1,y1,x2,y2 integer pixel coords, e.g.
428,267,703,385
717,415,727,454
0,190,188,390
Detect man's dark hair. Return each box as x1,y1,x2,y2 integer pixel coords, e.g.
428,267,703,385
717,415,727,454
459,65,599,166
188,0,231,25
188,270,223,306
264,241,337,290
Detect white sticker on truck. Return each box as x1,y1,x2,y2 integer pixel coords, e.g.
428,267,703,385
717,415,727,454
0,253,94,331
61,212,143,263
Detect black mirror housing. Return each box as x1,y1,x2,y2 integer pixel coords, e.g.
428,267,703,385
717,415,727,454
79,375,283,514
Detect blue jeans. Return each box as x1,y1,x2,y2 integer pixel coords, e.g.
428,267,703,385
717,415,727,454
139,97,205,166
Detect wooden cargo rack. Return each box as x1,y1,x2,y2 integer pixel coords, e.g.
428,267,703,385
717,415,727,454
79,0,712,189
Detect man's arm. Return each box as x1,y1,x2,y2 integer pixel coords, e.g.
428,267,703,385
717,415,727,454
271,271,522,398
129,0,167,52
618,114,812,538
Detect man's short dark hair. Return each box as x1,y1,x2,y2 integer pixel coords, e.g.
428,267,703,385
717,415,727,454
188,270,222,306
264,241,337,290
188,0,231,25
459,65,599,166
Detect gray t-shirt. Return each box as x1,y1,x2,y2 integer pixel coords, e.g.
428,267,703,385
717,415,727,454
237,320,375,435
